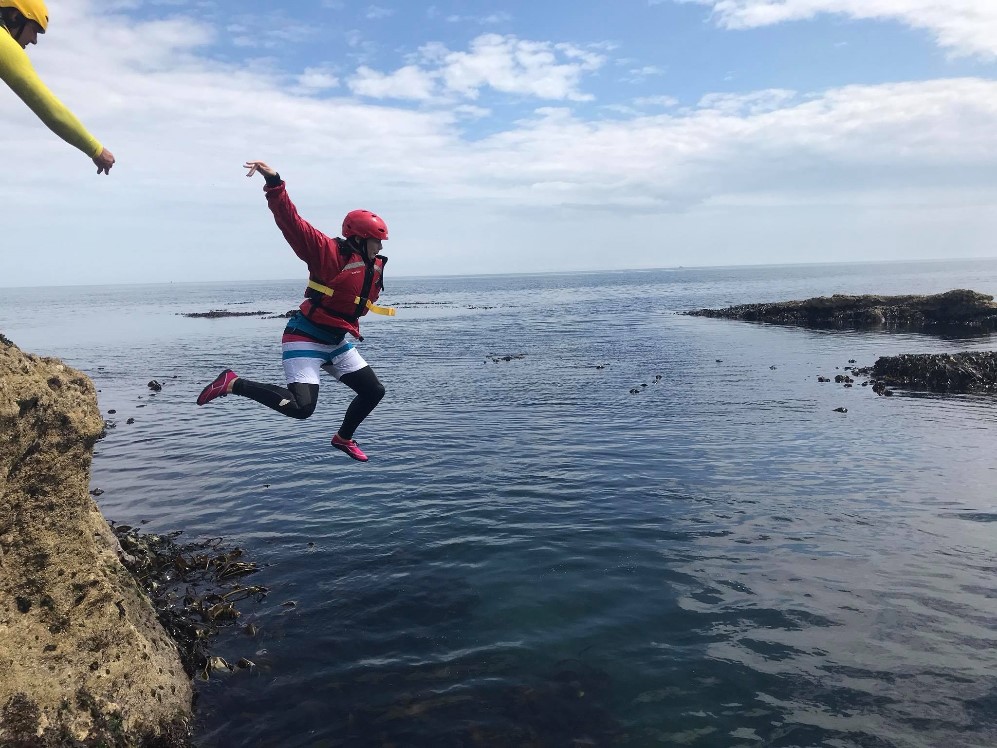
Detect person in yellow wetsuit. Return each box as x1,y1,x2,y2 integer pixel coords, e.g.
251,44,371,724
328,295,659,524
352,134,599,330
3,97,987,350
0,0,115,174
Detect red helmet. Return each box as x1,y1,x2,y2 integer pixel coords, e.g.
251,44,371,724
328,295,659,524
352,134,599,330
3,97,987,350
342,209,388,240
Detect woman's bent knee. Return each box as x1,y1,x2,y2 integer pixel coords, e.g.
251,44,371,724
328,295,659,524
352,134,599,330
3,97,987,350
371,382,386,404
286,383,319,419
289,403,316,420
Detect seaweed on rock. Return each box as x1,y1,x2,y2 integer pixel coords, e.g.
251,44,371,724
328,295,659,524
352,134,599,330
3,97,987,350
111,523,268,679
854,352,997,394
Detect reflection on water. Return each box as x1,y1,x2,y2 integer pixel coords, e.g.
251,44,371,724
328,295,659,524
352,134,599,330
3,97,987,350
2,259,996,747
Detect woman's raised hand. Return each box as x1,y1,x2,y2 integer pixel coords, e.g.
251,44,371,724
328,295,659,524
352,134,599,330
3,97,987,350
244,160,277,179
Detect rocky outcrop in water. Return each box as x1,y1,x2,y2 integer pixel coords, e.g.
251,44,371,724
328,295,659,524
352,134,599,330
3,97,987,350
0,336,192,746
686,289,997,330
179,310,270,318
855,352,997,393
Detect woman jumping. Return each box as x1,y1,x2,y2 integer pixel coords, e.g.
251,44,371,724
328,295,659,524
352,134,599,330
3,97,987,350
196,160,394,463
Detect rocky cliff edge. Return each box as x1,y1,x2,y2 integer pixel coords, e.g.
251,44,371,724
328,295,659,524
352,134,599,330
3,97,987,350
0,334,192,747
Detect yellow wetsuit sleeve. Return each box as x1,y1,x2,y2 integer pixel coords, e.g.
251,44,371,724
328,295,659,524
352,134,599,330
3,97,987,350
0,29,102,158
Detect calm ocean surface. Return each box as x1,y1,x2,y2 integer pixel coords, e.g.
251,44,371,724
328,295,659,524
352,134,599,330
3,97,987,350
3,260,997,747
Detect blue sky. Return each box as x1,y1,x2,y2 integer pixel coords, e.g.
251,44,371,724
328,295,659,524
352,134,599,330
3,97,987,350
175,1,992,121
2,0,997,286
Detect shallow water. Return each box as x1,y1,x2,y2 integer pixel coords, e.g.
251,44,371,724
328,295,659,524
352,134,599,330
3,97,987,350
3,260,997,747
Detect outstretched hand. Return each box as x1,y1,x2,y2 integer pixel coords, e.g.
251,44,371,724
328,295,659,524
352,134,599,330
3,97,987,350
93,148,115,175
244,160,277,179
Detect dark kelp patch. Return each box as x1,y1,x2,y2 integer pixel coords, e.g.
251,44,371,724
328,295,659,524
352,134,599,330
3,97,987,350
111,523,268,680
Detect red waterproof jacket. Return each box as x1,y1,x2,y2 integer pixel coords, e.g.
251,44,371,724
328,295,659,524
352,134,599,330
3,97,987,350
265,181,385,340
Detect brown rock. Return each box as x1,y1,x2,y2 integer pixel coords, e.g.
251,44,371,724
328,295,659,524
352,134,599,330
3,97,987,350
0,337,192,745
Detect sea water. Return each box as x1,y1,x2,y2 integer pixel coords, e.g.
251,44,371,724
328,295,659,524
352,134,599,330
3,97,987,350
2,260,996,747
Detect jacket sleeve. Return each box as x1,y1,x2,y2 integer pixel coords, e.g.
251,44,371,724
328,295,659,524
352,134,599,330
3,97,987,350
264,181,343,274
0,30,103,158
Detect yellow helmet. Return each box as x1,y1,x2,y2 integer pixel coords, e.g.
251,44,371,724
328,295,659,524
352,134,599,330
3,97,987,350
0,0,48,31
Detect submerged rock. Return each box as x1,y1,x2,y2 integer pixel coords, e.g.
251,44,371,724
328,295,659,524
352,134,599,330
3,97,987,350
686,289,997,331
487,353,527,363
0,336,193,746
855,352,997,393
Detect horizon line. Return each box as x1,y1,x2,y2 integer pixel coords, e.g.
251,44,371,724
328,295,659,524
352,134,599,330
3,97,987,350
1,256,993,291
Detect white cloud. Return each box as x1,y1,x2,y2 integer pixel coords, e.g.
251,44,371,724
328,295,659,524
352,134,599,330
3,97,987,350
453,104,491,119
696,88,797,114
429,34,605,101
3,0,997,286
630,65,666,77
676,0,997,59
348,64,437,99
444,11,512,25
365,5,394,20
347,34,606,102
225,11,323,49
635,94,680,107
297,67,340,91
624,64,667,84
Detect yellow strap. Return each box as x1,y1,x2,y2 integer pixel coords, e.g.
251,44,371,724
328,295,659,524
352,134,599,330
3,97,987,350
362,299,397,316
308,279,336,296
307,280,396,316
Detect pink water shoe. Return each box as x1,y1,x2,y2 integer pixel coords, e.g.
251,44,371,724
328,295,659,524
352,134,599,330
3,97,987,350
197,369,238,406
332,433,368,462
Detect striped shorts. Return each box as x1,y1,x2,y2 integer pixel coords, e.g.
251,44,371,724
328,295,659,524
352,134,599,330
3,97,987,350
281,314,368,384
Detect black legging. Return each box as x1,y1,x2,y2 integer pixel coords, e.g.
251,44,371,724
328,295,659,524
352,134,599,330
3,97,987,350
232,366,385,439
